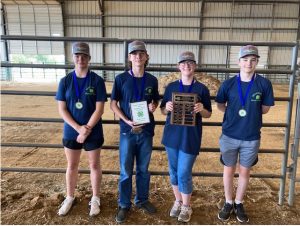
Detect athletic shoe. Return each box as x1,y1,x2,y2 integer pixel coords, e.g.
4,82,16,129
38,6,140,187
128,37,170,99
218,202,233,221
178,205,192,222
58,196,75,216
89,196,100,217
234,203,249,223
115,207,129,223
136,200,157,214
169,200,182,218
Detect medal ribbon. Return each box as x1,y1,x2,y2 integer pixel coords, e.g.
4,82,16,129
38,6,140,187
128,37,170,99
73,71,89,101
130,70,146,101
179,78,194,93
237,73,255,109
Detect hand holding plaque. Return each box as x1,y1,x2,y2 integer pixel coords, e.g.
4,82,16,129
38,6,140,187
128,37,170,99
171,92,197,126
130,101,150,125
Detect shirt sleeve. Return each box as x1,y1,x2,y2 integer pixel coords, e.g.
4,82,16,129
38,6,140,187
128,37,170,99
55,77,66,101
96,77,108,102
215,82,227,104
111,76,121,101
152,77,160,102
201,86,212,112
262,79,275,106
160,84,171,108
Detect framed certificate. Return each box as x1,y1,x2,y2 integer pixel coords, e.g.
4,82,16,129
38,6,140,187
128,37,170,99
171,92,197,126
130,101,150,125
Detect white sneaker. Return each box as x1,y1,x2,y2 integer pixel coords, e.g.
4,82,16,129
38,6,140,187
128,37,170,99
89,196,100,217
178,205,193,222
170,201,182,217
58,196,75,216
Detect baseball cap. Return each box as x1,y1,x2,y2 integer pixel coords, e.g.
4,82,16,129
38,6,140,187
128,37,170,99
72,42,90,56
239,45,260,58
178,51,196,63
128,40,147,54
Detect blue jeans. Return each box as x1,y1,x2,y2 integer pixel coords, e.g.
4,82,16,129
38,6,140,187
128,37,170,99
118,131,153,208
166,146,197,194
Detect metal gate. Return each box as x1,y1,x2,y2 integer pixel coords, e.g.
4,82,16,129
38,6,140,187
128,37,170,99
288,82,300,205
1,36,299,206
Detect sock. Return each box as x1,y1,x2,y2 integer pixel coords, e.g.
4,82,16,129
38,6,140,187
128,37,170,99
175,200,182,203
235,200,242,205
226,200,233,204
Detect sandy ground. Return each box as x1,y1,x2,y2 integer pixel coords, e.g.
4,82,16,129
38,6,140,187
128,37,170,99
1,82,300,224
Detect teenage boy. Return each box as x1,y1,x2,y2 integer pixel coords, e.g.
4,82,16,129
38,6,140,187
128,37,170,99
216,45,274,223
110,40,160,223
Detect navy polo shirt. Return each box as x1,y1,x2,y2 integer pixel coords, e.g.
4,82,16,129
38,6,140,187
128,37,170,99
160,80,212,155
111,71,160,136
215,74,274,141
56,71,107,141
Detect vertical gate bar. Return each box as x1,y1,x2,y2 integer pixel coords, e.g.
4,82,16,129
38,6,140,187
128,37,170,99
288,83,300,206
279,43,298,205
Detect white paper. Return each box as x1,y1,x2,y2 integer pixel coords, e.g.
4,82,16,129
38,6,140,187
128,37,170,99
130,101,150,125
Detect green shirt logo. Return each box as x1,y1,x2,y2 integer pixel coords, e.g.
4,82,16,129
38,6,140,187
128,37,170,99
251,92,262,101
85,86,95,95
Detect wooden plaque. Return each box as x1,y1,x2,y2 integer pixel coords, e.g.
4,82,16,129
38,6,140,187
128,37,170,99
171,92,197,126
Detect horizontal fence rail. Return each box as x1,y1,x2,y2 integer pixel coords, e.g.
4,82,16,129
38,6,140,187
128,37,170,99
1,117,288,128
0,35,297,47
1,142,285,154
0,167,283,179
0,90,292,102
0,62,293,75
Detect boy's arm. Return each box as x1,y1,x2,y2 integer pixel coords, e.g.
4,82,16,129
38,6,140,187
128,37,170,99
217,103,226,113
262,105,271,114
110,100,138,128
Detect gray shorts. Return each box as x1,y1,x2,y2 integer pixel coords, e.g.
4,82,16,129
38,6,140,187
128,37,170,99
219,134,260,168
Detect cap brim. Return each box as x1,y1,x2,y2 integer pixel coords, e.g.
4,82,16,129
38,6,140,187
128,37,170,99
178,60,196,63
129,50,146,54
240,54,260,58
73,52,90,56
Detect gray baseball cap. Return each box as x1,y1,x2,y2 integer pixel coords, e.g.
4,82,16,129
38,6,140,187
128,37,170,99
128,40,147,54
72,42,90,56
239,45,260,58
178,51,196,63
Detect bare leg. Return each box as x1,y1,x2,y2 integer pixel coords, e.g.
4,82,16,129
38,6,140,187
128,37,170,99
181,193,192,206
223,165,236,202
87,148,102,197
172,185,182,202
235,165,251,201
64,148,82,197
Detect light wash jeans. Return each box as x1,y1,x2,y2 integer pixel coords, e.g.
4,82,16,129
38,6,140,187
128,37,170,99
166,146,197,194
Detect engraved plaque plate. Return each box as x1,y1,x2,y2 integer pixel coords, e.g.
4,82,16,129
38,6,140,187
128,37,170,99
171,92,197,126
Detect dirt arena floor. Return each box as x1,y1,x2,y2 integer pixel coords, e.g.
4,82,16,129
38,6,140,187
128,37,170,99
1,82,300,224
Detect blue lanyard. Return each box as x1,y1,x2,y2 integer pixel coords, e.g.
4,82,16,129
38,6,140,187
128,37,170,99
237,74,255,108
130,70,146,101
179,78,194,93
73,71,89,101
